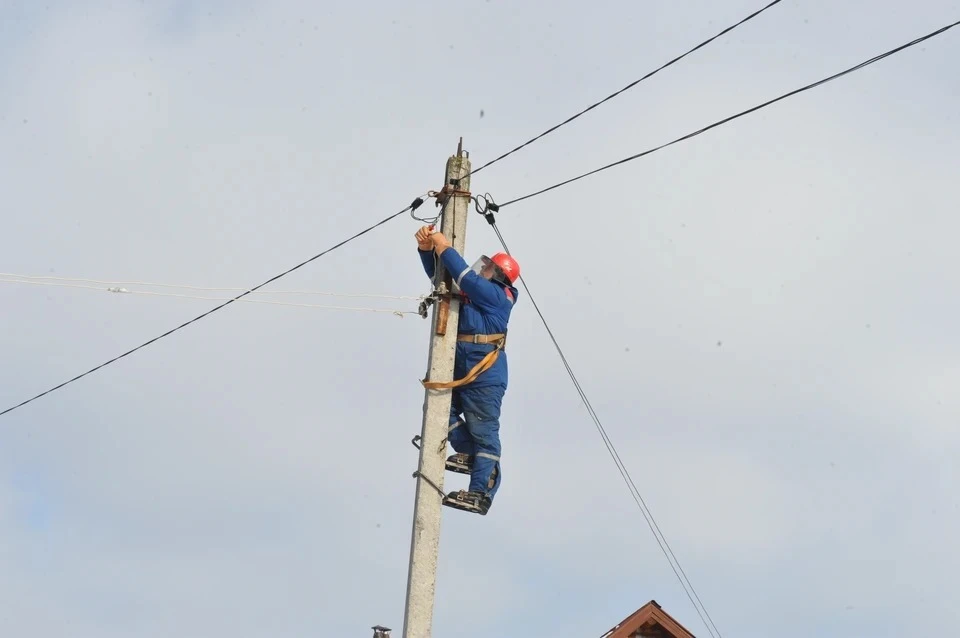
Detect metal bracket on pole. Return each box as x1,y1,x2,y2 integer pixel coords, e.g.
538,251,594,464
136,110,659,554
436,275,453,336
411,471,446,499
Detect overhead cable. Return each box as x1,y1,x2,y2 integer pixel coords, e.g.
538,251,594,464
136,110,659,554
498,18,960,208
0,272,423,300
488,218,722,638
466,0,786,178
0,1,793,418
0,277,418,316
0,200,425,419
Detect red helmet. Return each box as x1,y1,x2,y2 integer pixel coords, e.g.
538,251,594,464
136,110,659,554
490,252,520,284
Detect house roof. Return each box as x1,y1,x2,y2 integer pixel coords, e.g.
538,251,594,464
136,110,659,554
598,600,697,638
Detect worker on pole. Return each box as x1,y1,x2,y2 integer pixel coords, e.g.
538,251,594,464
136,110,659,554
415,224,520,515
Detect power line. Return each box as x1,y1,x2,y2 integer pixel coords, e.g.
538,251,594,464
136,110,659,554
466,18,960,634
0,276,419,316
466,0,785,178
0,1,791,419
0,272,423,300
0,201,423,419
11,16,953,421
488,219,722,638
498,18,960,208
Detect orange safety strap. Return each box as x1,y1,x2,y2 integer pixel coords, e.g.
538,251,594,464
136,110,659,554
421,337,505,390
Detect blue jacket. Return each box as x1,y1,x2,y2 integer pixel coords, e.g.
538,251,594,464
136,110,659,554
419,247,519,389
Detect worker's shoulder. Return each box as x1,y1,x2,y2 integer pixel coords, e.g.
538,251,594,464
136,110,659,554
486,280,517,304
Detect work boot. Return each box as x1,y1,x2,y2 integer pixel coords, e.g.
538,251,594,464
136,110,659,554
445,453,473,475
442,490,491,515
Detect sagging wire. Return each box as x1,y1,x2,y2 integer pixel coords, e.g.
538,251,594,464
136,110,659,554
497,17,960,209
0,196,428,419
0,273,424,300
463,0,787,180
474,199,723,638
0,276,421,317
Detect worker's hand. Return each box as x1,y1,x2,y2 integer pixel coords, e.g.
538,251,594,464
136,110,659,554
415,225,434,251
430,229,451,254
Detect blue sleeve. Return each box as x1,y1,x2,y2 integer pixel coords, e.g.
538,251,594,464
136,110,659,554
438,247,504,311
418,248,435,279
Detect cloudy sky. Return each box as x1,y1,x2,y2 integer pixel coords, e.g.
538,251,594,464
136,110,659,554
1,1,958,636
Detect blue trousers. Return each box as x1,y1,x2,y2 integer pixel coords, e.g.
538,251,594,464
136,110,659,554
448,383,504,501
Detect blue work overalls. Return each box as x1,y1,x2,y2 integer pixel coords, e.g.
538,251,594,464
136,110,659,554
418,246,519,503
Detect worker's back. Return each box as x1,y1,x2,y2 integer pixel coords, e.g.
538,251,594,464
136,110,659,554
456,280,519,389
417,243,520,388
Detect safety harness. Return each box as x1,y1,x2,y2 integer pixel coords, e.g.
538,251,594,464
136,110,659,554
420,332,506,390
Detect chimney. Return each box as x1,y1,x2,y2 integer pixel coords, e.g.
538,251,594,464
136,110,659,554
372,625,391,637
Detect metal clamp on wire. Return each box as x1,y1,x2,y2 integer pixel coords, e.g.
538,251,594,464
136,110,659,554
473,193,500,225
417,281,450,318
410,192,440,224
417,298,432,319
429,181,472,209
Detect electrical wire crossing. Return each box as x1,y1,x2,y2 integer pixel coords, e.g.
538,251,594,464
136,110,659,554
0,1,792,419
497,17,960,208
10,16,956,421
0,200,426,419
487,218,723,638
465,0,786,178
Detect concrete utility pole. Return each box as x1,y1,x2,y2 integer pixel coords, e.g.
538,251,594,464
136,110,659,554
401,140,471,638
